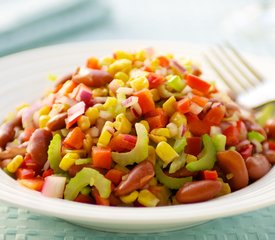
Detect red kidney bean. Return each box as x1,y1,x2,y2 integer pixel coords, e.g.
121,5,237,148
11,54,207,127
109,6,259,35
264,150,275,164
246,154,271,181
0,147,26,160
217,150,249,191
26,129,52,168
0,122,15,148
115,161,154,197
46,112,67,131
176,180,222,203
72,68,113,88
265,119,275,138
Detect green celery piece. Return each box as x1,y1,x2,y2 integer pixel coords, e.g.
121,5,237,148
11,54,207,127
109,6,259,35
212,134,226,152
75,158,92,165
186,134,216,172
112,123,149,166
167,75,185,92
248,131,265,143
64,168,111,200
256,103,274,126
47,134,63,173
169,153,186,174
155,161,192,189
173,137,187,154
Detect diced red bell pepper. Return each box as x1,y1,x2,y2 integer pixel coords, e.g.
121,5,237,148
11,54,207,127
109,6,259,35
185,112,200,123
63,127,85,149
203,170,218,180
109,134,137,152
58,80,78,96
91,188,110,206
188,119,210,136
16,168,35,179
269,141,275,151
105,169,124,185
147,73,164,89
236,121,248,141
223,125,240,146
18,178,44,191
184,137,202,156
191,95,208,107
177,98,190,114
186,74,211,94
22,154,40,173
66,101,86,129
92,146,112,170
42,169,54,178
239,144,253,160
75,194,95,204
145,108,168,129
69,83,92,103
157,56,170,67
86,57,100,69
133,89,155,114
203,106,225,125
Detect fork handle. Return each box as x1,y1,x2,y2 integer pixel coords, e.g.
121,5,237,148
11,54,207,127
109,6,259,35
237,81,275,110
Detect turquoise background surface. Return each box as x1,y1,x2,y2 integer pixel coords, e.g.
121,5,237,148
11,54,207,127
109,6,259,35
1,0,275,239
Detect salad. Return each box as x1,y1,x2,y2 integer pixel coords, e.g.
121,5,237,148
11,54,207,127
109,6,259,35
0,48,275,207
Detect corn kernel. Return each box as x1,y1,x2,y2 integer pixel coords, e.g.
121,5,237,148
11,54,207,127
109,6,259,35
170,112,187,127
120,191,139,204
92,87,108,97
137,189,159,207
150,58,160,71
147,146,156,165
77,115,90,131
130,76,149,91
135,50,147,61
7,155,24,173
140,120,150,132
38,115,50,128
217,182,231,197
186,154,197,164
103,97,117,109
39,105,51,116
150,128,170,138
97,121,114,147
156,141,179,164
100,57,115,66
113,113,132,134
83,134,93,152
108,59,132,75
163,96,177,116
85,107,99,126
149,134,167,144
150,88,160,101
59,153,79,171
114,50,133,60
114,72,129,82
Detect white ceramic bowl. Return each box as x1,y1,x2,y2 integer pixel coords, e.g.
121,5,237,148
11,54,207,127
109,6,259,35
1,41,275,233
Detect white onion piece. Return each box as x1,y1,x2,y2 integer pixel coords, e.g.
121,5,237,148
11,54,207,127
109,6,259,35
116,87,134,95
99,110,113,119
166,123,178,137
90,127,100,137
131,103,142,118
210,126,222,136
189,103,203,115
122,96,139,108
56,96,77,107
41,176,66,198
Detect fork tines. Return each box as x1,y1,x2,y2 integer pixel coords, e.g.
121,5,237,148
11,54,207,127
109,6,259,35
204,42,264,94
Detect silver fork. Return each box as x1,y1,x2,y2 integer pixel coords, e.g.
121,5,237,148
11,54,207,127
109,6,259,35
204,42,275,110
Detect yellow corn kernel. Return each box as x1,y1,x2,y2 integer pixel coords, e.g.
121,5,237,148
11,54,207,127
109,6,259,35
149,134,167,144
156,141,179,164
114,164,130,174
150,128,171,138
97,121,113,147
163,96,177,116
150,88,160,101
7,155,24,173
120,191,139,204
39,105,51,116
170,112,187,127
85,107,99,126
139,120,150,132
147,146,156,165
77,115,90,131
108,59,132,75
113,113,132,134
226,173,234,180
150,58,160,71
130,76,149,91
137,189,159,207
217,183,231,197
135,50,147,61
100,57,115,66
103,97,117,109
92,87,108,97
39,115,50,128
83,134,93,153
59,153,79,171
148,177,158,186
186,154,197,164
114,72,129,82
114,50,133,60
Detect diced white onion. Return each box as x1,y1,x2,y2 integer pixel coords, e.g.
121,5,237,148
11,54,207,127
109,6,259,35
122,96,139,108
99,110,113,119
189,102,203,115
166,123,178,137
41,176,66,198
116,87,134,95
210,126,222,136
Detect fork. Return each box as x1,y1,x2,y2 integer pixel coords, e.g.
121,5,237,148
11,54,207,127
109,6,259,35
204,42,275,110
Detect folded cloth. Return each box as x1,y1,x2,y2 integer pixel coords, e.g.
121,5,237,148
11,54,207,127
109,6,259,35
0,0,109,56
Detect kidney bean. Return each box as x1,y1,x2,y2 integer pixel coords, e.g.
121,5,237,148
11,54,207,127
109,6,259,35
0,147,26,160
246,154,271,181
175,180,222,203
115,161,154,197
46,112,67,131
0,122,15,148
265,119,275,138
217,150,249,191
264,150,275,164
26,129,52,168
72,68,113,88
